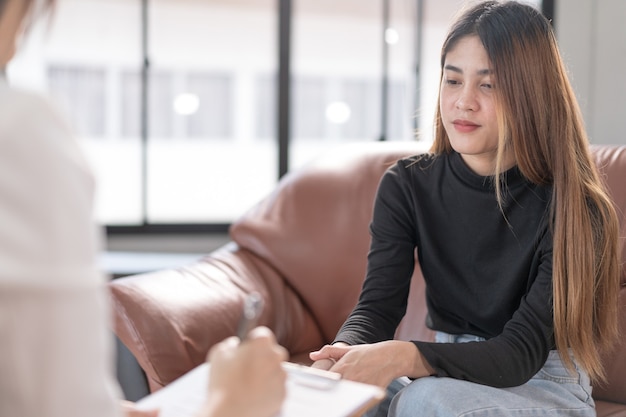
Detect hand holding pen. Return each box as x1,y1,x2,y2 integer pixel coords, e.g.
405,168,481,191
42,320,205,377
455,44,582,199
204,293,288,417
200,292,341,417
235,292,341,390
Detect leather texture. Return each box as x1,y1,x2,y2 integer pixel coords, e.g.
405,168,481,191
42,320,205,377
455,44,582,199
109,142,626,415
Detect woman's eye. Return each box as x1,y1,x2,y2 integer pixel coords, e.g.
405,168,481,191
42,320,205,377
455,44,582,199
445,79,460,85
481,83,493,89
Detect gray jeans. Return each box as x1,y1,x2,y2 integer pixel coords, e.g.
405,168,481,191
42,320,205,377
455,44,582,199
365,332,595,417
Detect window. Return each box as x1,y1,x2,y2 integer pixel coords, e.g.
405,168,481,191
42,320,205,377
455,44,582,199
186,73,233,139
8,0,546,229
293,76,326,140
121,70,142,139
341,78,380,140
255,73,276,140
48,66,107,138
289,0,422,170
146,0,277,224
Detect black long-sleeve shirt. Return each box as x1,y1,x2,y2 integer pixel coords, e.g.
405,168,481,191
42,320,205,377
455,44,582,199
335,151,555,388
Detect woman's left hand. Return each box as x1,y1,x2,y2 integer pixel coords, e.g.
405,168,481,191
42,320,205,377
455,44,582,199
310,340,433,388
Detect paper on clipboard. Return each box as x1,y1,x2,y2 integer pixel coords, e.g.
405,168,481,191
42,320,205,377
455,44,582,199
135,362,385,417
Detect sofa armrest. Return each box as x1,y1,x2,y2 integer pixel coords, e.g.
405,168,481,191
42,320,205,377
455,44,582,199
109,242,324,391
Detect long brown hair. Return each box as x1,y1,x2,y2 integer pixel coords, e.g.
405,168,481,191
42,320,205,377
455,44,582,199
432,0,621,383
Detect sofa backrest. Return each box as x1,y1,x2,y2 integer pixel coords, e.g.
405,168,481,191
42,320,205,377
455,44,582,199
231,141,432,344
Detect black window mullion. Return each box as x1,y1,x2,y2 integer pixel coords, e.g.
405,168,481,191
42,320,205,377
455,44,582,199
380,0,390,141
278,0,291,178
140,0,150,226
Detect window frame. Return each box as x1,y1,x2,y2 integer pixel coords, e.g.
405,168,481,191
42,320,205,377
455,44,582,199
107,0,553,236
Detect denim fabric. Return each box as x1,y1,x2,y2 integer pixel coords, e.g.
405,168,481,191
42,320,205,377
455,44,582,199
364,332,595,417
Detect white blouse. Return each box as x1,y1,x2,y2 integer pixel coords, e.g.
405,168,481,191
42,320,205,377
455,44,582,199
0,80,122,417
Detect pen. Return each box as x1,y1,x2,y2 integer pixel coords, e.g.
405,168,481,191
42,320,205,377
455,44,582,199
236,291,264,341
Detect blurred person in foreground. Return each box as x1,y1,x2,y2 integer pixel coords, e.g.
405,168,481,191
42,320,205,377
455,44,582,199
0,1,287,417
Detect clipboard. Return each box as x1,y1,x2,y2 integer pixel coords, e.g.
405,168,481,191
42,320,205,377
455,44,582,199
135,361,385,417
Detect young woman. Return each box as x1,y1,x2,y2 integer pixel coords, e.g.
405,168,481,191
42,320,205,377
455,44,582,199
310,1,622,416
0,1,287,417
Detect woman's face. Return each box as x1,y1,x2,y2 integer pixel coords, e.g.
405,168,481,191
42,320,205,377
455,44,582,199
439,35,514,175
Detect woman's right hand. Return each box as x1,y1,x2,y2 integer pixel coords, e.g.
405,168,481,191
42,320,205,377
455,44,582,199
199,326,288,417
310,357,335,371
309,342,350,371
310,342,349,371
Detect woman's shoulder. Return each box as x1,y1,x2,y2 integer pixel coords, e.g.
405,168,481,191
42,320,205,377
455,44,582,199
378,152,446,196
401,151,439,165
0,83,52,110
0,85,81,163
0,85,68,135
0,85,91,190
392,151,445,177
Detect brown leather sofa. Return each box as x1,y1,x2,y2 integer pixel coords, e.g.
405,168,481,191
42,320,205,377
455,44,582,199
109,141,626,416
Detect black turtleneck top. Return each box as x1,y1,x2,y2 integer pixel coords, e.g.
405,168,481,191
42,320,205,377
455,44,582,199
335,151,555,388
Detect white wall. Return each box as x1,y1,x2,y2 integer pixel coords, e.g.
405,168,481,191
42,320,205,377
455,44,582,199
556,0,626,145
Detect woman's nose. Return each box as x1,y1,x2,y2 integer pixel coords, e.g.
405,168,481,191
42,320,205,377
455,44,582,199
456,87,479,111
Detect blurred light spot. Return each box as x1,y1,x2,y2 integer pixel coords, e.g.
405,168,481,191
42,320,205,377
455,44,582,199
325,101,351,124
173,93,200,115
385,28,399,45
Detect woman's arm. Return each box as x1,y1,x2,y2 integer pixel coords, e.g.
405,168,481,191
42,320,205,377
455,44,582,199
332,165,419,346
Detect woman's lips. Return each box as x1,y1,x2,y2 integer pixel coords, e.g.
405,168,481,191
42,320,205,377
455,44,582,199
452,119,480,133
